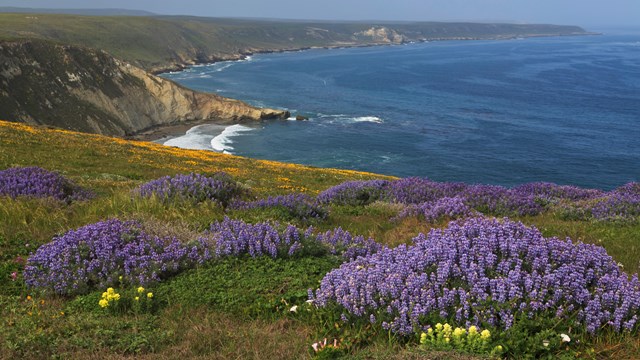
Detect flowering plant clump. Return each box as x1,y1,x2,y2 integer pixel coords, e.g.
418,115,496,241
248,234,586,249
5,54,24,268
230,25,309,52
389,177,468,204
99,287,121,308
315,227,383,261
419,323,502,356
24,219,211,295
317,180,391,206
0,166,93,202
135,172,246,207
395,197,474,222
311,217,640,336
98,286,156,314
208,217,306,258
208,217,383,260
231,193,327,220
589,185,640,222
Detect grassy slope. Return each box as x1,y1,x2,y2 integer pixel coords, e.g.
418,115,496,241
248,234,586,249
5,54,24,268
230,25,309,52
1,120,639,359
0,13,588,72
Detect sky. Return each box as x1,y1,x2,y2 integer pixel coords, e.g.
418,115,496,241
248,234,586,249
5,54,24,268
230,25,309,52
1,0,638,27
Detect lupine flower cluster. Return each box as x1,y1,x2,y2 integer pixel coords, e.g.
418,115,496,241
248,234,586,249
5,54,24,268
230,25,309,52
135,172,246,207
317,180,391,206
0,166,92,202
320,178,639,221
315,227,383,261
230,193,327,220
395,197,474,222
208,217,383,260
588,183,640,222
24,219,211,295
310,217,640,336
208,216,305,258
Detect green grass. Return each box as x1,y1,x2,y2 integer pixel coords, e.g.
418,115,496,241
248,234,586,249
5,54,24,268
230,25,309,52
0,120,638,359
0,13,587,72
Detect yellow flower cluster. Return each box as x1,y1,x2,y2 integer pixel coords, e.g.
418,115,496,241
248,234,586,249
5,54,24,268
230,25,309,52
99,287,120,308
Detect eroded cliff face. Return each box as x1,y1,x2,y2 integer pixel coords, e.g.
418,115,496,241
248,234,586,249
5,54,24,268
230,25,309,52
0,40,289,136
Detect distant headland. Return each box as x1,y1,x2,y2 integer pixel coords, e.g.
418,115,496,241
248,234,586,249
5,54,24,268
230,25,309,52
0,12,595,136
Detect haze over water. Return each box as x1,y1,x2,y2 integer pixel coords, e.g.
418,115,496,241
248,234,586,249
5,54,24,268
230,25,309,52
162,31,640,190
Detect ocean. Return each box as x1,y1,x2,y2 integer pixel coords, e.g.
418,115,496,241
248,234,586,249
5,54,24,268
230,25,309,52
160,29,640,190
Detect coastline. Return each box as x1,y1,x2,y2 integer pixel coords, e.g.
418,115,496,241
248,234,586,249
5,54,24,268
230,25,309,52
138,31,602,145
150,32,600,75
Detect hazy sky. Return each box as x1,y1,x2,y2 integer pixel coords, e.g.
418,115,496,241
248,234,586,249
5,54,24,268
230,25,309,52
1,0,638,27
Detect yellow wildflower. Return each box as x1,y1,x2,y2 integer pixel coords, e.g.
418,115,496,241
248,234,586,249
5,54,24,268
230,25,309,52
420,332,427,344
27,295,32,301
435,323,443,331
453,327,466,337
107,287,115,294
137,286,145,294
134,297,139,301
468,326,478,335
481,329,491,340
147,292,153,299
99,299,109,308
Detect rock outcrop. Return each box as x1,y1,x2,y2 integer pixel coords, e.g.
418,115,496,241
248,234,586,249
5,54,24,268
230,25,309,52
354,27,407,44
0,40,289,136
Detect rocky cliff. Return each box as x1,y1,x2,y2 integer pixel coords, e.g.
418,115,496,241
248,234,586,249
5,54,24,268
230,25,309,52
0,40,289,136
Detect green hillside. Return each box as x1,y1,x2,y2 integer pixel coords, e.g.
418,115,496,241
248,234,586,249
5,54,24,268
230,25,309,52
0,13,589,72
1,120,639,359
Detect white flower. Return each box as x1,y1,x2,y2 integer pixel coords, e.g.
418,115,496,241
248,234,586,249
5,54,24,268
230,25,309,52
289,305,298,313
305,299,314,304
560,333,571,343
542,340,550,347
311,342,319,352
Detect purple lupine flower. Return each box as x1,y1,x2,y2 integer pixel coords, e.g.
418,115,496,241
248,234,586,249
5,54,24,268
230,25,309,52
230,193,327,219
312,217,640,336
315,227,383,261
0,166,92,202
24,219,210,295
317,180,391,206
135,172,246,207
395,197,474,222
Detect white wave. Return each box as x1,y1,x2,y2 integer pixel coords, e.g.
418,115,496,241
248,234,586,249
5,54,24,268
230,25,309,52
210,124,254,153
163,124,222,150
317,114,384,124
352,116,384,124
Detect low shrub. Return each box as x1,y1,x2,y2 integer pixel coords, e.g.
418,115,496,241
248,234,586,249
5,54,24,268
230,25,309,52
24,219,210,295
135,172,246,207
311,217,640,336
0,166,92,202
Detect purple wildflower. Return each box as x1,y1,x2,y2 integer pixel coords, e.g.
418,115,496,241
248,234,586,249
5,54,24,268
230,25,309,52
24,219,210,295
312,217,640,335
135,172,246,207
231,193,327,219
317,180,391,206
0,166,92,202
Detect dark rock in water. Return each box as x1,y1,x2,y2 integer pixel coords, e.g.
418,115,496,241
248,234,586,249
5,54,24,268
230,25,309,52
296,115,309,121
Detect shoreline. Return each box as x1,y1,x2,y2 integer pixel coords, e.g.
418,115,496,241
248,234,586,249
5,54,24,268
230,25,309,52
150,32,600,75
138,31,601,144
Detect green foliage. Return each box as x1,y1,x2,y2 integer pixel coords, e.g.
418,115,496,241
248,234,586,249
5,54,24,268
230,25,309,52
0,123,639,358
158,256,340,319
493,314,588,360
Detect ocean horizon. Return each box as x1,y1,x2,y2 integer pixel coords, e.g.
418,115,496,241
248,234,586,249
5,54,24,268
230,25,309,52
160,30,640,190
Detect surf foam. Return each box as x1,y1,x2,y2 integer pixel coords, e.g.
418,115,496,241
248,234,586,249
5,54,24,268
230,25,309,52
211,124,254,153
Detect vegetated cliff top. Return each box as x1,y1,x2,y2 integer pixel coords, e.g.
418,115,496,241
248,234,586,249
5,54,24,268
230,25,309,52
0,40,289,136
0,13,590,73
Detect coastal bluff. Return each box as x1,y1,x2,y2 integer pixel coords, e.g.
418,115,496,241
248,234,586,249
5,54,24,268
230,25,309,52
0,40,289,136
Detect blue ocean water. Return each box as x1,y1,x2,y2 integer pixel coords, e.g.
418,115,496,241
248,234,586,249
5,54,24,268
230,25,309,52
161,30,640,190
